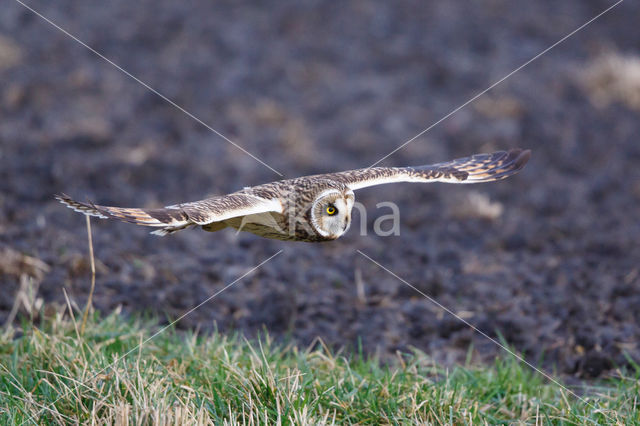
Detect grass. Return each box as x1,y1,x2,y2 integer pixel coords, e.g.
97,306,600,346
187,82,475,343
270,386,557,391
0,307,638,424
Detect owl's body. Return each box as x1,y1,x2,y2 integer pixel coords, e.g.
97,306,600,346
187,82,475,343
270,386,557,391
174,177,354,242
58,149,530,242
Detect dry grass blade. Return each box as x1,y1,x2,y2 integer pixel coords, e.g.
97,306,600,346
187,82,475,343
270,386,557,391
80,215,96,335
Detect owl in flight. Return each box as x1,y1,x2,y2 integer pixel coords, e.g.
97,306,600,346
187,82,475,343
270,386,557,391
57,149,530,242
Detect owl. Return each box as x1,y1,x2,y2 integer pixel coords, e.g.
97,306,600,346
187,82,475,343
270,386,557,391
57,148,530,242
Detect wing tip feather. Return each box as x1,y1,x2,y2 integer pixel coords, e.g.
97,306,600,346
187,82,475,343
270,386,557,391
466,148,531,182
512,148,531,170
55,193,109,219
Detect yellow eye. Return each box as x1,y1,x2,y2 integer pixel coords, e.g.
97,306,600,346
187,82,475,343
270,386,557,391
326,205,337,215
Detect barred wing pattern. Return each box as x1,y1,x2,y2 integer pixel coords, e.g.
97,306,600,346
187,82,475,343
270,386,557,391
329,149,531,191
56,193,283,236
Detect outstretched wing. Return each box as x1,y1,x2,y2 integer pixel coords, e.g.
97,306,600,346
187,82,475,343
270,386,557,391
329,149,531,191
56,192,283,236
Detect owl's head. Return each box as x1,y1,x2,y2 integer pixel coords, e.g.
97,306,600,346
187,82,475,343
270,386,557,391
309,187,355,240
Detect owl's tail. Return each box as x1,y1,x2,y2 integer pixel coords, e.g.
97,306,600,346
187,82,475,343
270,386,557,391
55,194,193,236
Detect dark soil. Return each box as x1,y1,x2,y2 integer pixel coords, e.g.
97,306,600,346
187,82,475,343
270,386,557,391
2,0,639,379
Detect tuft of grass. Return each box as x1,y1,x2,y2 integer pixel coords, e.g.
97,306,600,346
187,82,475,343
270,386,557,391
0,308,639,424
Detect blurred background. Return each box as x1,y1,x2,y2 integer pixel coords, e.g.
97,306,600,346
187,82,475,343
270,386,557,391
1,0,639,378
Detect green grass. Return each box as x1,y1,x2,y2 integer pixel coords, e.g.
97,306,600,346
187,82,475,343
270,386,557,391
0,308,638,425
